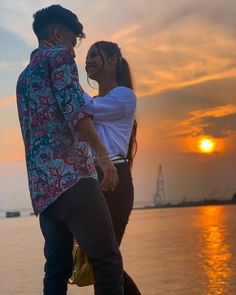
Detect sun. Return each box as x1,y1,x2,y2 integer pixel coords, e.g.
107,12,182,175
198,138,216,153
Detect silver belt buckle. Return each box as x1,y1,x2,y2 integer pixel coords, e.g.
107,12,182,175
110,155,128,164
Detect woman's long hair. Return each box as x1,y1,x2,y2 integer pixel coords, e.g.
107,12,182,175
93,41,138,168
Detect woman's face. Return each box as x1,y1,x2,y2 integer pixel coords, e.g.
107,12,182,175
86,45,117,81
85,45,104,80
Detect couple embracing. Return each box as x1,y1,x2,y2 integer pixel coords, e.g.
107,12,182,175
17,4,140,295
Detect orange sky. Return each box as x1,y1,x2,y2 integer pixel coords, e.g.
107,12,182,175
1,0,236,209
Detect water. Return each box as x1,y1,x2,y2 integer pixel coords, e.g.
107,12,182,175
0,205,236,295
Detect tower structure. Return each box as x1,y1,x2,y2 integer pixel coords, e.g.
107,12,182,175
154,165,166,207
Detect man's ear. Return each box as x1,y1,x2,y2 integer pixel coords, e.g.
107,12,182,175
52,26,62,43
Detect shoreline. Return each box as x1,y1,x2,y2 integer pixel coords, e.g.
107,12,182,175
134,200,236,210
1,200,236,218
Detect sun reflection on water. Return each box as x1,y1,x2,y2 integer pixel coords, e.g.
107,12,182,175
197,206,232,295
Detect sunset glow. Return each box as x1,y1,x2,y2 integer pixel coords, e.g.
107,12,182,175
198,138,216,154
1,0,236,210
198,206,232,295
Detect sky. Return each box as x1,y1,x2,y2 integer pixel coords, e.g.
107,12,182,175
1,0,236,210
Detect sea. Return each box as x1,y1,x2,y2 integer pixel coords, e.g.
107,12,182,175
0,205,236,295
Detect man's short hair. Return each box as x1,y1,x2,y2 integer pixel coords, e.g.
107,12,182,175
32,5,85,41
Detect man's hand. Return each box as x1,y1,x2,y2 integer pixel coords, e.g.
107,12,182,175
77,117,119,191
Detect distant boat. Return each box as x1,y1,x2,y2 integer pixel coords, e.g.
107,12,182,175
5,211,21,218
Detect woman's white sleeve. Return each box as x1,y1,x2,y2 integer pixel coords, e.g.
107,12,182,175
82,90,135,122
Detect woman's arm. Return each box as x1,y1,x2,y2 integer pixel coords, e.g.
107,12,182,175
51,48,118,191
83,87,136,122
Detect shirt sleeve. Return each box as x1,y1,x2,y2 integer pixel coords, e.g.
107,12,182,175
83,87,136,123
50,48,92,131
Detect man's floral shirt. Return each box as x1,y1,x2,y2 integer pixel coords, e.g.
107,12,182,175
17,45,97,215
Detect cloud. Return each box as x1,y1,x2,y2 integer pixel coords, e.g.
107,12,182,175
0,27,33,98
1,0,236,205
191,105,236,138
110,24,141,41
1,0,236,97
101,1,236,96
0,1,37,46
165,105,236,140
141,28,236,95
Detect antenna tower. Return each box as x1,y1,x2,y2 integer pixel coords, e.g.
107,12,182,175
154,165,166,207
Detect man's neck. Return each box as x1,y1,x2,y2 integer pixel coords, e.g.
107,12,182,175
38,41,49,48
38,39,59,48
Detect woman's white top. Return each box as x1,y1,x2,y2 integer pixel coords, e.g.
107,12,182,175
83,86,136,158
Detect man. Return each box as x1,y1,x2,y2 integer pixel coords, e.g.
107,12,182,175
16,5,123,295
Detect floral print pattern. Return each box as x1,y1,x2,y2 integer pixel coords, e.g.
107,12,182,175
17,45,97,215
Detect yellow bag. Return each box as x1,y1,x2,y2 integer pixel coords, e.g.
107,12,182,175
68,241,94,287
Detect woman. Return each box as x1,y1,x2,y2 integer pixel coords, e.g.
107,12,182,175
42,39,140,293
83,41,141,295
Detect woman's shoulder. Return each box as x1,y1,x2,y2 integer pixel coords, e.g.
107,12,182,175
109,86,136,99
